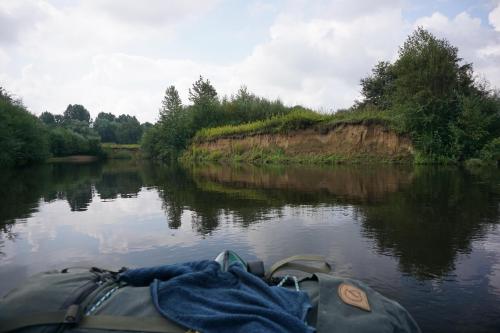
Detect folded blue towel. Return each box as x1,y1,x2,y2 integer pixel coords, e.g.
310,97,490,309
120,260,314,333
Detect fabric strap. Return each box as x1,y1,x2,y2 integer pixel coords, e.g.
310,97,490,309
0,312,188,333
266,255,331,279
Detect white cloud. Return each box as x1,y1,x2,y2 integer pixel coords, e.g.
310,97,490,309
86,0,219,27
235,8,409,110
0,0,49,44
489,3,500,31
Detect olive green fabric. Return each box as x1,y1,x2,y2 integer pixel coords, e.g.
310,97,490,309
314,273,421,333
0,313,186,333
0,268,189,333
266,255,331,279
0,266,420,333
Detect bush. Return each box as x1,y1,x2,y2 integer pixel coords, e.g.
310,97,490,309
480,138,500,164
0,89,49,167
48,127,102,157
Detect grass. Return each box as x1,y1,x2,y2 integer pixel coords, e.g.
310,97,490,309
47,155,99,163
181,146,406,165
194,108,400,142
101,143,140,149
101,143,141,160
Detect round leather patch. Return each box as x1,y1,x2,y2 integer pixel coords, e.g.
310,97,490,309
338,283,371,312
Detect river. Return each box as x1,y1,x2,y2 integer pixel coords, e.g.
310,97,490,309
1,160,499,332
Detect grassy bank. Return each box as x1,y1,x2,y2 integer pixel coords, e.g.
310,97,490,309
47,155,100,163
194,108,398,142
101,143,141,160
182,146,411,165
47,144,141,163
183,107,410,165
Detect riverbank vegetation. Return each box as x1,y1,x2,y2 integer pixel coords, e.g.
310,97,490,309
0,88,49,167
144,28,500,165
141,79,295,160
0,87,150,167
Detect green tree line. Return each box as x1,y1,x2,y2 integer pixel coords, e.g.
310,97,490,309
0,91,150,167
142,77,304,160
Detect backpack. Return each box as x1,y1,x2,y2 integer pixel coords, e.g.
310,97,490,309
0,255,420,333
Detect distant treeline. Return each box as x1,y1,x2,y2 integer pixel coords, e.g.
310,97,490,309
144,28,500,164
0,90,150,168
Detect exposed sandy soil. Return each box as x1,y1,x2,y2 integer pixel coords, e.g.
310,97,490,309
194,123,414,161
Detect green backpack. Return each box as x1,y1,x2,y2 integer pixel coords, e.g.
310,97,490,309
0,255,420,333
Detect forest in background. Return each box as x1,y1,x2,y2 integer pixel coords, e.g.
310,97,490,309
0,91,151,167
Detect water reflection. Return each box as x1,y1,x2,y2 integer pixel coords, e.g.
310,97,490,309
0,161,499,332
361,167,500,278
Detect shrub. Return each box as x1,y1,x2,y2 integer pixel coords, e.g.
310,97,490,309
480,138,500,164
48,127,102,157
0,89,49,167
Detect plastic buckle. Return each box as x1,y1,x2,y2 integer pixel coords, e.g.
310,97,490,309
63,304,82,324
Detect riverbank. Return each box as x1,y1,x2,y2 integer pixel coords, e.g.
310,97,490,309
183,121,414,164
47,144,141,163
47,155,100,163
101,143,141,160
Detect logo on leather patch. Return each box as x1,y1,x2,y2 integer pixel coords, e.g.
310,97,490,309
338,283,371,312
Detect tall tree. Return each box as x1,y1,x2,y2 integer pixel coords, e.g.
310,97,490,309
115,115,143,144
39,111,56,126
0,87,49,167
160,86,182,121
360,61,395,108
188,76,218,105
63,104,91,123
392,27,477,158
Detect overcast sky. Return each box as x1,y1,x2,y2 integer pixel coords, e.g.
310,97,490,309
1,0,500,123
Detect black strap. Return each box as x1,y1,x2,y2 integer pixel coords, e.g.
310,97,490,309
0,313,188,333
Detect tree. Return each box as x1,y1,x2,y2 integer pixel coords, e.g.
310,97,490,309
0,87,49,167
160,86,182,121
188,76,221,130
63,104,91,123
115,115,143,144
94,112,118,142
96,112,116,122
94,118,117,143
39,111,56,126
392,28,478,159
189,76,218,105
360,61,395,108
54,115,64,124
393,27,472,104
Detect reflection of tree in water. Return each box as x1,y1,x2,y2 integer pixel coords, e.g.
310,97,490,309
49,163,102,211
0,161,147,238
179,163,500,279
0,166,51,226
148,164,287,234
0,223,17,258
65,183,93,211
95,170,142,200
1,159,498,281
359,167,500,278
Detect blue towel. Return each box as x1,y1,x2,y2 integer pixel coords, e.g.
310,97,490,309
120,260,314,333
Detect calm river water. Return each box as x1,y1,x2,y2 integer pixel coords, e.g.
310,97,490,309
1,160,500,332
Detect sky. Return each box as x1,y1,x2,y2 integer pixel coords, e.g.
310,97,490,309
1,0,500,123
